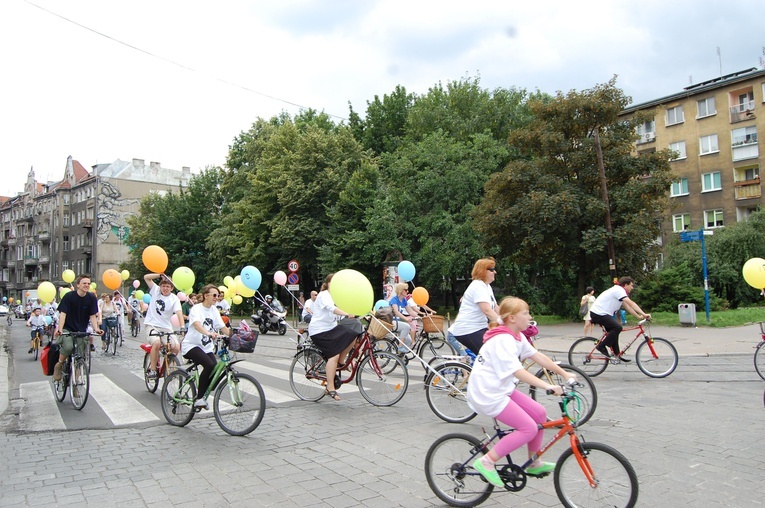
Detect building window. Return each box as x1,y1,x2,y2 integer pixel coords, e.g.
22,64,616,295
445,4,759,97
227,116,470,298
699,134,719,155
704,209,724,228
669,141,687,160
666,105,684,126
697,97,716,118
636,120,656,144
702,171,722,192
63,213,69,226
731,126,759,161
673,213,691,232
671,178,689,197
63,235,69,251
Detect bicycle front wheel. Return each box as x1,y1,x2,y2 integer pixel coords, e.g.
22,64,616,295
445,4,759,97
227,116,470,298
161,370,196,427
143,353,159,393
568,338,609,377
70,357,90,410
53,369,68,402
425,361,476,424
110,328,118,355
755,343,765,381
213,372,266,436
528,363,598,426
635,337,678,378
554,441,638,508
288,349,327,402
357,351,408,406
424,433,493,507
418,337,458,365
32,336,40,361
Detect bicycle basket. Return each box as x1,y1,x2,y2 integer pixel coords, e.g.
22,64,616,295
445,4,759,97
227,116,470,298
422,314,444,334
229,331,258,353
368,318,393,339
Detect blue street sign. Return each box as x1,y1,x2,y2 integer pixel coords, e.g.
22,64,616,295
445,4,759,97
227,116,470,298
679,230,703,242
678,228,711,322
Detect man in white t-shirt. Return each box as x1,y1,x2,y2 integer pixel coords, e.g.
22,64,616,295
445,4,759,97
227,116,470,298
588,276,651,361
143,273,184,378
301,290,317,323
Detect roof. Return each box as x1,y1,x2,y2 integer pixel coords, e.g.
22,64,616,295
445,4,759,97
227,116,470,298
621,67,765,114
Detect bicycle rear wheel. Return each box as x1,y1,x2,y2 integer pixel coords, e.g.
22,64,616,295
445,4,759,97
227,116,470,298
70,357,90,410
755,342,765,381
131,318,139,337
568,338,609,377
213,372,266,436
635,337,678,378
288,349,327,401
554,441,638,508
425,361,476,423
418,336,458,365
110,327,118,355
161,370,196,427
424,433,493,507
528,363,598,426
357,351,408,406
32,335,40,361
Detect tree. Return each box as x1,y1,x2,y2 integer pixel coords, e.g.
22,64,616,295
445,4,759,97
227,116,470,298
123,167,225,290
473,79,676,314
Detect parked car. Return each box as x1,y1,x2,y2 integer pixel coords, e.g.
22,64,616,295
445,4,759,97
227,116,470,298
0,304,8,316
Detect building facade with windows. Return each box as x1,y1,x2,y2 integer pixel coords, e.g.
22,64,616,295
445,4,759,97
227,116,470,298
622,67,764,241
0,156,191,305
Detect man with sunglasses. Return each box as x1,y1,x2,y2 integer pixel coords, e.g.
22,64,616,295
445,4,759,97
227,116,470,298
143,272,184,379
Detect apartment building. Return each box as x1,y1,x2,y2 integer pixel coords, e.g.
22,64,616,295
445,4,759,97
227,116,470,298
0,156,191,305
621,67,764,242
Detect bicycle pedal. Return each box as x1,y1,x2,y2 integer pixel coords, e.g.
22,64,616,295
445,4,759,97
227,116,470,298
527,471,551,479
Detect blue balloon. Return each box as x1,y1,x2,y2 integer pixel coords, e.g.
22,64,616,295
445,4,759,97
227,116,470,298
142,294,151,304
2,296,6,301
240,265,262,291
398,260,416,282
44,315,53,326
374,299,390,311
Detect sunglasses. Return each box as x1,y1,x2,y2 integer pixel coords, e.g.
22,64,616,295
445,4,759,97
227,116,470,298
208,293,220,298
487,267,497,272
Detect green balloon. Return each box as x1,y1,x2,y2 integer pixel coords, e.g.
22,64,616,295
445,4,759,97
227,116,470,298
172,266,195,291
329,269,374,317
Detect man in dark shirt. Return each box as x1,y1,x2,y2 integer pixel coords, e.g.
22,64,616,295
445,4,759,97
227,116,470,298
53,275,103,381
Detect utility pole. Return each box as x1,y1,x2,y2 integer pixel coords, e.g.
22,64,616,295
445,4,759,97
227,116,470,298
594,130,617,280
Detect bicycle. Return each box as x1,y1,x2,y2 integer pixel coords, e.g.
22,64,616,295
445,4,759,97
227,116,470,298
103,316,119,355
6,312,11,326
141,329,182,393
130,311,142,337
289,321,410,406
568,319,679,378
53,331,93,410
754,322,765,381
369,315,458,368
160,336,266,436
424,387,638,508
30,326,45,361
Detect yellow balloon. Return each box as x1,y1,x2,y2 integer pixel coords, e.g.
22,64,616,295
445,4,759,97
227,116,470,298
38,281,56,303
742,257,765,289
232,295,243,305
121,269,130,281
134,290,145,300
238,285,255,298
329,269,374,316
62,269,76,283
224,276,234,288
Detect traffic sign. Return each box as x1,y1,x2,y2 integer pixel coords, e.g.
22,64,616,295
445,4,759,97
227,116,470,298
679,230,703,242
287,272,299,285
286,284,300,291
288,260,300,272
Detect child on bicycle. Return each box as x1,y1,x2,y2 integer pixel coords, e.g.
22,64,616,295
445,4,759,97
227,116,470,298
466,296,576,487
26,306,46,353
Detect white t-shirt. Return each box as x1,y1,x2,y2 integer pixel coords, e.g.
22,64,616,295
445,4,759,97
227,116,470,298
589,285,628,317
182,303,225,355
467,332,537,417
449,280,496,336
308,290,339,336
301,298,314,320
216,298,231,313
144,284,182,330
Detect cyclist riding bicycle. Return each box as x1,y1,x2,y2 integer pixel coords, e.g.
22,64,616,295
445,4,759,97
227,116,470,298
181,284,231,410
587,276,651,361
53,275,103,380
144,273,185,379
26,306,47,353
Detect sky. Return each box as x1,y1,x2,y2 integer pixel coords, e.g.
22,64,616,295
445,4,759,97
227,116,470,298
2,0,764,197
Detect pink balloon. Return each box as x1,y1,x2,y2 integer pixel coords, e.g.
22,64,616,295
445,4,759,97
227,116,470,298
274,270,287,286
171,315,180,328
177,292,187,302
132,279,140,289
141,302,148,311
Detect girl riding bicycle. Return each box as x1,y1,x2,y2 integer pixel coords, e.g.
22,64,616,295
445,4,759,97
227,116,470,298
466,296,576,487
181,284,231,410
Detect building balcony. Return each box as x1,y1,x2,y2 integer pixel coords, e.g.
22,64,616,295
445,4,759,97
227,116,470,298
7,237,16,246
83,248,92,256
24,255,39,266
39,255,50,264
17,215,34,223
734,178,762,200
730,101,756,123
83,219,94,229
38,231,50,241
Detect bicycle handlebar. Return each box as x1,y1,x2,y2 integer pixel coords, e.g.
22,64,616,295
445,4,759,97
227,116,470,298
58,331,95,338
148,329,177,337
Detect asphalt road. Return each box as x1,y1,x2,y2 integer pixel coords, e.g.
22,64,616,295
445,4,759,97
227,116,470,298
1,321,764,507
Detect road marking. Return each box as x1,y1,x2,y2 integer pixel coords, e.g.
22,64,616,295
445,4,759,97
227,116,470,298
89,373,160,425
20,381,66,431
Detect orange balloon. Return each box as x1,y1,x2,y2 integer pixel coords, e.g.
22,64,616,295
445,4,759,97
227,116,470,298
142,245,168,273
411,286,429,306
102,269,122,291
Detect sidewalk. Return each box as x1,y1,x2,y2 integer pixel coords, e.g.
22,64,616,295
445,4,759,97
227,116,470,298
533,321,761,357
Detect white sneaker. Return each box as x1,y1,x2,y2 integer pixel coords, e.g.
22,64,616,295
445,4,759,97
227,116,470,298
193,399,209,410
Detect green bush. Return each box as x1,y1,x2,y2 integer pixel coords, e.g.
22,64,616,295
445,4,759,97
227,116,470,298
636,262,726,313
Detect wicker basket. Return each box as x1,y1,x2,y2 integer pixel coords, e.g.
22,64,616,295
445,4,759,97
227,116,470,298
422,314,445,334
368,318,394,339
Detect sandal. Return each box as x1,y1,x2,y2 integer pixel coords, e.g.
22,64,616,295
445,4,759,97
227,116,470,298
324,389,341,401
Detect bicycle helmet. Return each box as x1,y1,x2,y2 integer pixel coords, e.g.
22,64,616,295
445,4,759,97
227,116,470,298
265,295,273,301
